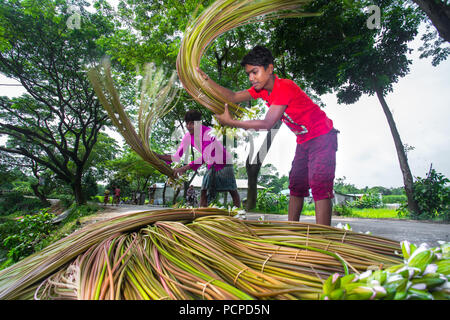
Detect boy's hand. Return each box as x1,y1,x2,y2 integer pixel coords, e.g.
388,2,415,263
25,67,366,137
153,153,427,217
174,165,190,178
215,104,233,126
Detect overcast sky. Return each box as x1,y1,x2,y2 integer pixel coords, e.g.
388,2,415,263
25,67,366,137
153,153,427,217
1,23,449,190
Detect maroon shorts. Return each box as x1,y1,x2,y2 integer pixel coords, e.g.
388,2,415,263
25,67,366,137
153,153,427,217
289,129,338,201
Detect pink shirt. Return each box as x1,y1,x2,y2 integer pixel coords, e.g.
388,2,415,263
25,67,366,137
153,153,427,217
169,125,232,171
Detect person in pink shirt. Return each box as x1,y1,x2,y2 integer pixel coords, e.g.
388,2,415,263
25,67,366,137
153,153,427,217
156,110,240,208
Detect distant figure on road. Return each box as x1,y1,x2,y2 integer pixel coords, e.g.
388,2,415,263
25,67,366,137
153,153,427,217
103,189,110,205
113,186,121,206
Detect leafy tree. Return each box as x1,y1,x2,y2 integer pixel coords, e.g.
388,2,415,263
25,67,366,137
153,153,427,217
271,0,422,215
410,166,449,220
334,177,361,195
105,147,165,202
0,0,115,204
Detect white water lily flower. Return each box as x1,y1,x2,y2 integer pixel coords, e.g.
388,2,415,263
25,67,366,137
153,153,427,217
411,283,427,290
373,285,386,295
335,223,351,230
386,274,404,283
423,264,438,275
369,279,380,286
359,270,373,280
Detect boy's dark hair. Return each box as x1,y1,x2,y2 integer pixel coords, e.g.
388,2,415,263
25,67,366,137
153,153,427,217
240,45,274,69
184,110,202,122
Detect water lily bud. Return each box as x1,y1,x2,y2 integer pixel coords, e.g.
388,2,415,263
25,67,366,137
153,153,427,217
406,288,433,300
435,260,450,276
411,273,445,289
346,286,374,300
329,288,345,300
323,273,341,295
401,241,412,259
408,250,434,273
340,273,358,286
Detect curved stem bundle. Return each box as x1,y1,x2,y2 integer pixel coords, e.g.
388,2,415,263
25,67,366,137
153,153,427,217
176,0,318,117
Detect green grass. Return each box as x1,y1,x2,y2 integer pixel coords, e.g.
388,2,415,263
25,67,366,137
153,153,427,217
259,207,402,219
343,208,402,219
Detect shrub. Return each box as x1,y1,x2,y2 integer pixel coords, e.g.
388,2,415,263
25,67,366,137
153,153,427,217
0,192,44,216
350,193,382,209
400,169,450,221
256,188,289,213
61,203,100,224
382,195,407,204
333,203,353,216
57,194,75,209
2,209,56,262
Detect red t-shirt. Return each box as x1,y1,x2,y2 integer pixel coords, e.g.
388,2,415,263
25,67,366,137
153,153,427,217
248,75,333,144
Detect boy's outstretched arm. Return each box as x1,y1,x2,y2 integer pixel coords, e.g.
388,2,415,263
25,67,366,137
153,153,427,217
216,104,286,131
197,67,251,103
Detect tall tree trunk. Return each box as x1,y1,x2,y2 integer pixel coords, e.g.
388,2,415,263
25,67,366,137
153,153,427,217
72,176,86,205
374,87,421,215
246,120,282,210
413,0,450,43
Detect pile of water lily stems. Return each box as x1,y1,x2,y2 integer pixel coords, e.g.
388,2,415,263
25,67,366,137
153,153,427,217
88,59,178,179
0,207,411,300
176,0,318,118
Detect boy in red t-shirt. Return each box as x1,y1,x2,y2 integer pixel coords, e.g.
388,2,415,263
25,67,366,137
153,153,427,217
197,46,338,226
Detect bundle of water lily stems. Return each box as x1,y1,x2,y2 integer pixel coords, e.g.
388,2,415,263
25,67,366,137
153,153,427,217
0,207,411,300
176,0,318,118
88,59,178,179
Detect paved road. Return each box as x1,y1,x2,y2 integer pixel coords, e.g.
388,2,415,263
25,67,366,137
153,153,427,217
94,204,450,247
245,213,450,247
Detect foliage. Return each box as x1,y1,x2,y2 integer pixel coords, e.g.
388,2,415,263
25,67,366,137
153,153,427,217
104,147,165,198
399,168,450,221
334,177,360,195
61,203,100,225
0,192,43,216
258,164,289,194
322,240,450,300
0,0,116,205
332,203,353,216
2,209,56,262
382,194,407,204
256,188,289,213
350,192,383,209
